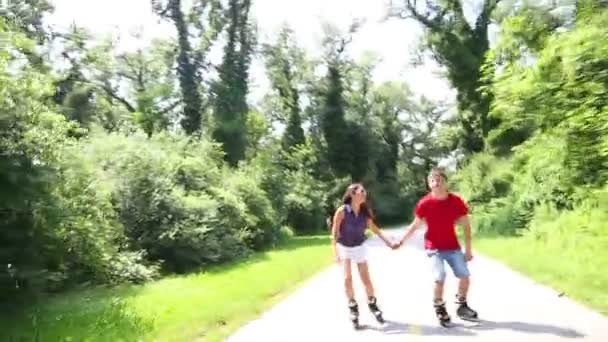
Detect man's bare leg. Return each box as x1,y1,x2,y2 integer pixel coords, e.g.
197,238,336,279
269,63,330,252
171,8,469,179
434,280,445,303
457,276,470,300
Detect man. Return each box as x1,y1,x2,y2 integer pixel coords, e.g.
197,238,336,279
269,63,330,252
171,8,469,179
395,167,478,326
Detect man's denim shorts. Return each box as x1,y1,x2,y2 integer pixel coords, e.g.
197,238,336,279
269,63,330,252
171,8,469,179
426,249,471,282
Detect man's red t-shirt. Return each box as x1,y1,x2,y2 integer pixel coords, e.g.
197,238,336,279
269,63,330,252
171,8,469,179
414,192,468,251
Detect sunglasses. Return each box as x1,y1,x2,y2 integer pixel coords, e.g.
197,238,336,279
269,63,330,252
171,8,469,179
350,186,367,195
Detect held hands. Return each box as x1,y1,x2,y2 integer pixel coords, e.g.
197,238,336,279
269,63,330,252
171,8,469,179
384,238,402,250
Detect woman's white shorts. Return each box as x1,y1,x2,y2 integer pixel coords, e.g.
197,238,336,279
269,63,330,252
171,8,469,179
337,243,368,264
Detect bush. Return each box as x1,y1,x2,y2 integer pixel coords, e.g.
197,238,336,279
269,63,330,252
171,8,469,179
44,141,141,287
283,169,327,234
526,187,608,247
213,167,279,250
0,48,142,301
78,130,286,273
251,142,331,235
451,153,513,208
454,132,576,236
278,225,295,241
82,131,251,273
160,189,248,272
456,11,608,240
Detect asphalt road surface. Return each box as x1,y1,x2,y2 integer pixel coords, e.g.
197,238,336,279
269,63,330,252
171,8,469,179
226,228,608,342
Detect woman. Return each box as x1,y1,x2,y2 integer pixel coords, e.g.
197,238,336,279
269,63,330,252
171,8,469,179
331,183,395,329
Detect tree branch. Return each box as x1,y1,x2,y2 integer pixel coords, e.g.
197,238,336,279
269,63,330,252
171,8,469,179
151,0,170,18
158,100,181,115
476,0,502,30
100,85,137,112
445,0,470,29
116,71,138,82
402,0,437,29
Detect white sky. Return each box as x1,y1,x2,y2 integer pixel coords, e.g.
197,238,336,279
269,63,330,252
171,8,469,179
45,0,457,104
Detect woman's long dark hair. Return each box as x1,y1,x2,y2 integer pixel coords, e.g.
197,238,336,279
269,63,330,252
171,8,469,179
342,183,375,223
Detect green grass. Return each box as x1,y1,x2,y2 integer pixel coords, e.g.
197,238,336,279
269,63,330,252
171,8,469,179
1,235,331,342
475,235,608,316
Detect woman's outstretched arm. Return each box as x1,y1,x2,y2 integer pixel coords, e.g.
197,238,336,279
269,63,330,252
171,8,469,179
368,219,395,248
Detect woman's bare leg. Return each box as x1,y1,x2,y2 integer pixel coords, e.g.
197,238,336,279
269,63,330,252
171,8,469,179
357,261,385,323
343,259,354,299
356,262,375,298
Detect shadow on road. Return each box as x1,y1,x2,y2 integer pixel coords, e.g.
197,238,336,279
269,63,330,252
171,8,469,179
360,319,585,338
467,319,585,338
364,320,477,336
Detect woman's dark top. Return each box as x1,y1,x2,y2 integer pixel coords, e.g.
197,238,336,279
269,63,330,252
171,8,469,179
336,204,368,247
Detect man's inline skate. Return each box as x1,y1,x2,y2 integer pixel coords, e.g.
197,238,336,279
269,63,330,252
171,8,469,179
455,295,478,321
434,300,452,327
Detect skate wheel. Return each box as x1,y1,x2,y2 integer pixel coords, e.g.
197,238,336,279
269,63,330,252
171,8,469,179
460,316,480,323
439,320,452,328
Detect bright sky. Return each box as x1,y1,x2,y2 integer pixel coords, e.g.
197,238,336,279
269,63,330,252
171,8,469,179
46,0,456,104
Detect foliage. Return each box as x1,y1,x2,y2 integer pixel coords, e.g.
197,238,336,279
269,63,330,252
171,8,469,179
261,25,307,150
82,131,284,273
1,1,458,308
488,10,608,183
4,0,606,332
388,0,503,153
475,188,608,315
211,0,255,166
0,23,150,303
0,236,332,342
454,10,608,243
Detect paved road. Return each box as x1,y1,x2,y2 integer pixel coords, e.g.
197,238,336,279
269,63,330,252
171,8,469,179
226,229,608,342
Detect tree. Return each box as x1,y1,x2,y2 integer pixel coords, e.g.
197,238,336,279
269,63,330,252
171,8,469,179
370,81,412,182
480,4,562,155
489,10,608,184
212,0,254,166
576,0,608,24
401,96,452,174
387,0,503,153
1,0,54,69
152,0,224,134
53,27,180,135
320,64,351,178
316,22,364,179
262,25,306,151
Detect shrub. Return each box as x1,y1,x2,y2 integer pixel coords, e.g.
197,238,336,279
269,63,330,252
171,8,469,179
213,167,279,250
79,130,286,273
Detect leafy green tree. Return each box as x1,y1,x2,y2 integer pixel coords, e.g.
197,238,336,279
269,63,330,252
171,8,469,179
212,0,255,166
152,0,224,134
262,25,307,151
387,0,503,153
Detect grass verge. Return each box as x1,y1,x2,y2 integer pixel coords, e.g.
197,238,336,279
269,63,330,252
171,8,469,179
475,235,608,316
1,235,331,342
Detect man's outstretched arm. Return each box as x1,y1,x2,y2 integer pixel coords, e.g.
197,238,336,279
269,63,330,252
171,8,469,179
397,216,424,248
